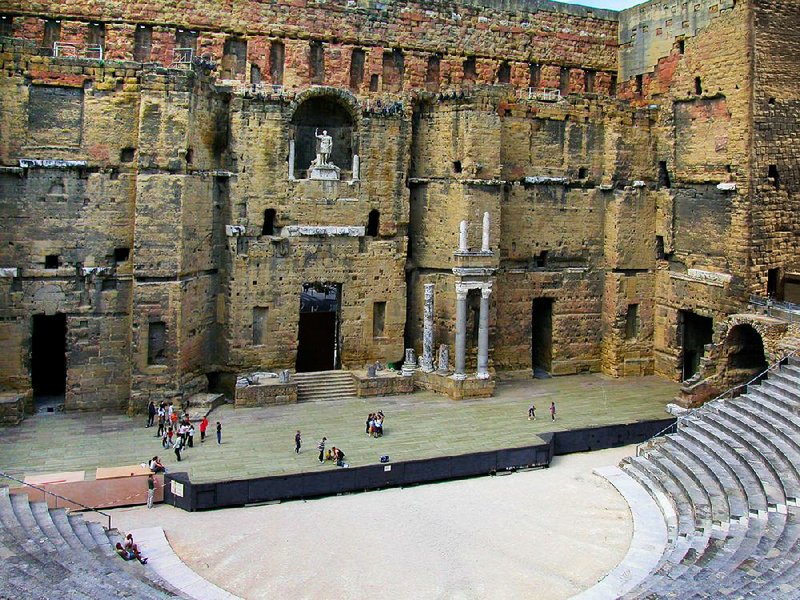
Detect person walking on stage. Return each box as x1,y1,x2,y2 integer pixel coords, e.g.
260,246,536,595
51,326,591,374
295,430,302,454
199,415,209,442
146,474,155,509
318,437,327,463
216,421,222,444
528,403,536,421
550,401,556,422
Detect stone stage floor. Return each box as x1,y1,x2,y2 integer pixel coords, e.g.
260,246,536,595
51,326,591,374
0,373,679,485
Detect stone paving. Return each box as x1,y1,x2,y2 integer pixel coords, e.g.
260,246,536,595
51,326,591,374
0,373,679,485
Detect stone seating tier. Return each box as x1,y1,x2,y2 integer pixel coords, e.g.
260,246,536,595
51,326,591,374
0,487,176,599
582,356,800,599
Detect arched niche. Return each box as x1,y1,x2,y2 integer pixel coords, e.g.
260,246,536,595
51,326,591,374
290,94,356,178
725,324,767,373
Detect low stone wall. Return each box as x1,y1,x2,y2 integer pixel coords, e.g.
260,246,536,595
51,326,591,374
414,371,496,400
234,382,298,408
353,371,414,397
0,392,26,425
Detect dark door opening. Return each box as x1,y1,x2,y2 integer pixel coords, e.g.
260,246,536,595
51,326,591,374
680,310,713,381
532,298,554,377
31,313,67,398
296,283,341,373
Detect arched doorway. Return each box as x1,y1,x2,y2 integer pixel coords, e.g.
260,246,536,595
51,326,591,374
291,96,354,178
725,324,767,374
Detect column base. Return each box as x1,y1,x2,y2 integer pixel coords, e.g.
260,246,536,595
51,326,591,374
420,359,434,373
476,371,491,380
451,372,467,381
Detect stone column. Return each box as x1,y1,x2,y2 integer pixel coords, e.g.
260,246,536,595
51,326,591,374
288,139,295,180
453,283,468,380
402,348,417,377
476,284,492,379
481,212,490,252
459,220,468,252
421,283,435,372
352,154,360,181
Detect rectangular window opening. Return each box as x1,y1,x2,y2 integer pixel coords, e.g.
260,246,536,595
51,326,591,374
625,304,639,339
134,25,152,62
309,41,325,84
147,321,167,365
372,302,386,338
270,41,285,85
253,307,269,345
45,254,59,269
350,48,365,91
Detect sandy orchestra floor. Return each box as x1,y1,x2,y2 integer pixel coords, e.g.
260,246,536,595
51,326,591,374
91,445,636,600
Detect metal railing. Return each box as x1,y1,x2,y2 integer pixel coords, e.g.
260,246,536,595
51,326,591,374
0,471,112,530
516,87,562,102
170,47,194,69
635,349,797,457
750,295,800,324
52,42,103,61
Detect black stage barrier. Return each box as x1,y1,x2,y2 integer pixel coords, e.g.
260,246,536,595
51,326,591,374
552,418,676,456
165,419,672,511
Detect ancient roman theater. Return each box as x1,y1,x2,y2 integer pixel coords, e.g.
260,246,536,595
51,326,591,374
0,0,799,597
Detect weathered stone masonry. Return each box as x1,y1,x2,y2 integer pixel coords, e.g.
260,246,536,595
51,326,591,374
0,0,798,413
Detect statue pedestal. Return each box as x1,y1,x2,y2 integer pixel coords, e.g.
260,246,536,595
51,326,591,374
309,164,341,181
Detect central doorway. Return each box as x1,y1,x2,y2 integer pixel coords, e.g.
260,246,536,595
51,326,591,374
296,282,341,372
531,298,554,377
31,313,67,401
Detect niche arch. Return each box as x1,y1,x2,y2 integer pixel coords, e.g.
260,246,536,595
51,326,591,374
289,89,359,178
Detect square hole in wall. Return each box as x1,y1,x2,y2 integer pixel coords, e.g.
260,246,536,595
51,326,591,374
45,255,59,269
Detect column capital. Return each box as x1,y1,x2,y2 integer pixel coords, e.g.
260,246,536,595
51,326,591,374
455,283,469,300
480,283,493,299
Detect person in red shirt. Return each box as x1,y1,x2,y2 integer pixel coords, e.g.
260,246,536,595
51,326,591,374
199,416,209,443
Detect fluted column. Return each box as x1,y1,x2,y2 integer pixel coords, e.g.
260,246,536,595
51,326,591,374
476,284,492,379
421,283,435,372
453,283,468,380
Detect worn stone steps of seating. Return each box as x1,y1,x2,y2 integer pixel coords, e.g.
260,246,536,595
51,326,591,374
51,507,87,551
723,510,800,599
649,448,714,529
661,436,733,524
760,378,800,406
685,415,785,509
702,513,787,598
679,425,767,516
768,365,800,388
751,379,800,413
16,492,171,599
729,392,800,434
711,406,800,503
69,513,100,550
741,511,800,599
0,491,67,594
8,493,123,599
747,387,800,424
726,400,800,478
667,433,748,521
621,457,679,540
15,496,135,599
0,561,53,600
630,454,698,539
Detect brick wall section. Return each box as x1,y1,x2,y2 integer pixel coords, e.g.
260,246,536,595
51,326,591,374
1,0,618,92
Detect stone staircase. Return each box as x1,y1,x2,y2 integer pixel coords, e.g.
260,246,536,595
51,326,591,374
588,355,800,598
0,487,179,599
293,370,357,402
